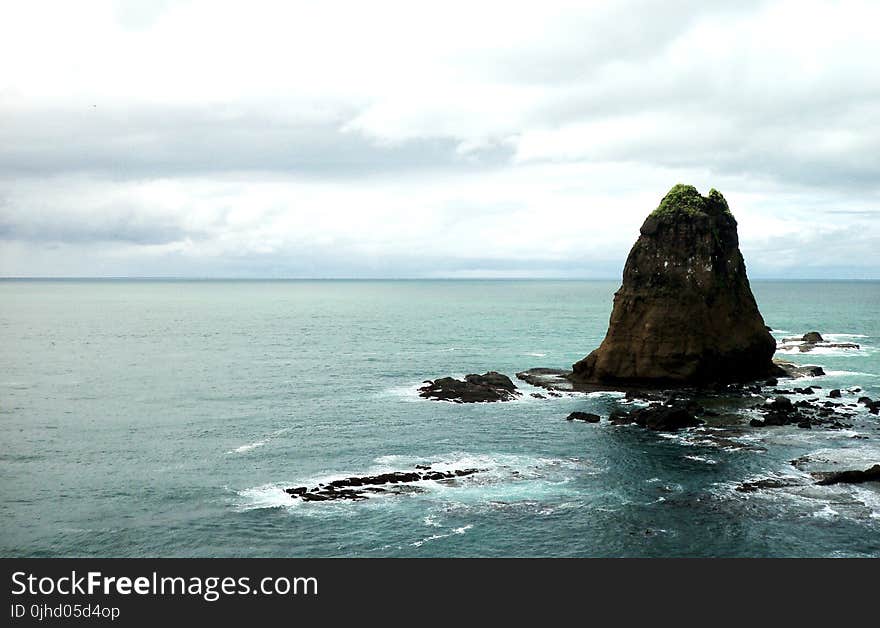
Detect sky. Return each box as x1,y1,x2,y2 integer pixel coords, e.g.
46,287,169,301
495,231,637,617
1,0,878,279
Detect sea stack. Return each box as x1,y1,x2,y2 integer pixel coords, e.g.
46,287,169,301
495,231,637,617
572,184,776,386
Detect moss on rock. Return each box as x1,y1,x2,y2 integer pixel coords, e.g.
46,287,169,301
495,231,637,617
650,184,733,219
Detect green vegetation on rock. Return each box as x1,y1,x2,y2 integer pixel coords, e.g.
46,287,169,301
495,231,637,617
650,184,732,218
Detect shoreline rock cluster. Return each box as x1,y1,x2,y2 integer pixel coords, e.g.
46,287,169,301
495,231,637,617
285,467,482,502
412,184,875,491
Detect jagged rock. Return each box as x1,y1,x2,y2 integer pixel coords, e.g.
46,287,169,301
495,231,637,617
515,368,575,392
814,464,880,486
633,406,703,431
762,412,793,426
774,362,825,378
571,185,776,386
736,477,803,493
829,389,841,398
466,371,516,391
769,396,793,411
419,371,520,403
286,468,483,502
609,409,635,425
566,411,600,423
608,403,703,431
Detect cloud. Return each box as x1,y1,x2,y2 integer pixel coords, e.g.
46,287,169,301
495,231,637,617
0,0,878,277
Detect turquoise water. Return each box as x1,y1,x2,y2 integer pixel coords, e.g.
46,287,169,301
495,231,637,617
1,279,878,557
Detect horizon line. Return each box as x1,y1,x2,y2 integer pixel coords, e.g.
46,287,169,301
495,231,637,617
2,276,879,282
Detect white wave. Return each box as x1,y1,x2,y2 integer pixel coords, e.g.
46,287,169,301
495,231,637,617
372,452,585,482
227,440,267,454
812,505,840,519
587,390,627,399
236,451,591,512
851,486,880,520
823,333,869,340
683,454,717,464
524,352,547,357
794,445,880,470
785,370,878,386
657,432,685,441
775,346,867,356
234,484,299,511
382,382,426,401
0,381,32,389
225,427,291,455
410,524,473,548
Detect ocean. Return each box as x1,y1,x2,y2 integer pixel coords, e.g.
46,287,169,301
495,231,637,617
1,279,878,557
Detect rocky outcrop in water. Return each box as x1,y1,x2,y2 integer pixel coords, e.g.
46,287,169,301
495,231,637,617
778,331,860,353
774,361,825,378
858,396,880,414
813,464,880,486
419,371,520,403
605,399,705,431
566,411,600,423
736,477,804,493
571,185,777,386
285,467,482,502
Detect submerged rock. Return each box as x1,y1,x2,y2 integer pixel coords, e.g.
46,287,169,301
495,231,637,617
571,185,777,386
419,371,520,403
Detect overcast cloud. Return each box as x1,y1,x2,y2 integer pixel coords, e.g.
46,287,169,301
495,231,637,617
1,0,878,278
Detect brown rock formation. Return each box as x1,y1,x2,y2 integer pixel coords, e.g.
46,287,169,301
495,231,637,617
572,184,777,386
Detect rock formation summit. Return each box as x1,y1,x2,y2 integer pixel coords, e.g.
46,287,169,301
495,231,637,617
572,184,777,386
